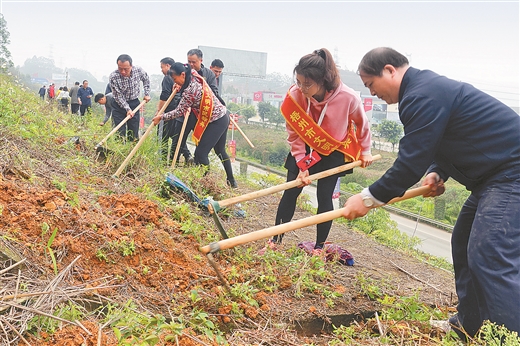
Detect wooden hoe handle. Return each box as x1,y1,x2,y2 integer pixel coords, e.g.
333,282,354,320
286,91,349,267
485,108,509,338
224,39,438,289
113,89,177,177
213,154,382,211
229,116,254,148
171,109,192,169
95,100,146,148
199,185,431,254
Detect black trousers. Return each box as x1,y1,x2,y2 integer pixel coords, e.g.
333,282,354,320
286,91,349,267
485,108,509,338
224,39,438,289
157,119,177,161
193,112,234,183
170,113,197,161
80,104,91,116
272,150,351,249
71,103,80,115
112,98,141,141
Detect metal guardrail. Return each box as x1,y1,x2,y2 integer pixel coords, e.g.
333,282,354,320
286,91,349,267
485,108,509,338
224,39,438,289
234,156,454,233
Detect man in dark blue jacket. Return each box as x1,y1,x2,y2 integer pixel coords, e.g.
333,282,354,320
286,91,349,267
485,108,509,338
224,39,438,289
77,80,94,116
343,47,520,341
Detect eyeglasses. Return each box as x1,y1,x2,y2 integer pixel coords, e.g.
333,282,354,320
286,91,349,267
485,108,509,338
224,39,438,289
295,80,315,91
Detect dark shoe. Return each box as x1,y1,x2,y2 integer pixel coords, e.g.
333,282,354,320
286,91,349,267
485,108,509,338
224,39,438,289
185,156,195,166
448,314,469,342
226,179,238,189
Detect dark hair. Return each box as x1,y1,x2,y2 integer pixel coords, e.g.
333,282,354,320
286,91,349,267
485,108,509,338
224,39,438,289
160,57,175,66
59,87,63,91
357,47,409,76
211,59,224,68
169,62,191,91
187,49,203,59
294,48,340,92
74,81,79,85
94,93,105,103
117,54,133,66
63,86,68,91
82,80,88,84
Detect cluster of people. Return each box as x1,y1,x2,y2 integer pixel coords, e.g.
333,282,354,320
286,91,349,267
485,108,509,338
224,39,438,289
38,80,94,116
38,45,519,341
94,50,237,187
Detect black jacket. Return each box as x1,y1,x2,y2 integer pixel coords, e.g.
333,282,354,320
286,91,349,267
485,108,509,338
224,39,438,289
370,67,520,202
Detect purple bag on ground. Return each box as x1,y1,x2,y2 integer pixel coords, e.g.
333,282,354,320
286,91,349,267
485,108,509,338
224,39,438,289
298,241,355,266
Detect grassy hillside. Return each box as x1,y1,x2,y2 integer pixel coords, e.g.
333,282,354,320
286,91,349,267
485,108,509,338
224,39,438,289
0,74,516,345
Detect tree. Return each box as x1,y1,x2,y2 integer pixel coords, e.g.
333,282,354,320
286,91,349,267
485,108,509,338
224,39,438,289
0,14,13,72
378,119,403,151
241,105,257,124
257,102,272,122
266,107,285,128
227,103,256,124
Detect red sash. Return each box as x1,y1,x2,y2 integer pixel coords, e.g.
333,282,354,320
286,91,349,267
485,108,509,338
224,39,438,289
191,72,214,145
280,90,361,162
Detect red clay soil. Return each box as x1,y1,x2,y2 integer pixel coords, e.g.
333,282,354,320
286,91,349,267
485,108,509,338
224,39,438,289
0,169,457,345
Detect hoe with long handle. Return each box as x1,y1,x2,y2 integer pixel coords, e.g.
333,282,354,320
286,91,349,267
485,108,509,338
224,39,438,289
94,100,146,151
229,116,255,148
171,109,192,169
113,89,177,178
207,154,382,239
201,185,431,293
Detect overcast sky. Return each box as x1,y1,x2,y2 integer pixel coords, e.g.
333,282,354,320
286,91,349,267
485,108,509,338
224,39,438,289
1,0,518,107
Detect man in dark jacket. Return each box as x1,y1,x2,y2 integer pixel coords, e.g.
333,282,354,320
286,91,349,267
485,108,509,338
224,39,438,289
210,58,224,94
94,92,116,127
343,47,520,341
77,80,94,116
38,85,46,100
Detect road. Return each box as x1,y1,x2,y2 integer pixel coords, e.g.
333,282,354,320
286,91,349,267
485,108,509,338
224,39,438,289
225,158,453,263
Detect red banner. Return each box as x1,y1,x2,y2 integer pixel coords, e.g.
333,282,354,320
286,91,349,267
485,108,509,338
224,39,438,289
228,113,239,130
363,98,373,112
228,140,236,162
253,92,263,102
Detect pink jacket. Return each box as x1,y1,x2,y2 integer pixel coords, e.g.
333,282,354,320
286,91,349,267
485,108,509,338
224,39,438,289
285,83,371,162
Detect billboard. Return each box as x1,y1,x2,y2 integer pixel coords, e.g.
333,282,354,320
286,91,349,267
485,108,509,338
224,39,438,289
198,46,267,78
52,73,67,80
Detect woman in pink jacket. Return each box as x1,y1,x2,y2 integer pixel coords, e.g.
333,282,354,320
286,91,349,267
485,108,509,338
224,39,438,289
260,48,373,255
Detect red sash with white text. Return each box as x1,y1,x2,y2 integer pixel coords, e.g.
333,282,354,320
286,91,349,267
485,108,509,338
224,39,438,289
280,90,361,162
191,72,213,145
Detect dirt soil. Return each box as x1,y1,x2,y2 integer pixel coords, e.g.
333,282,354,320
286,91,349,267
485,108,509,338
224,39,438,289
0,142,457,345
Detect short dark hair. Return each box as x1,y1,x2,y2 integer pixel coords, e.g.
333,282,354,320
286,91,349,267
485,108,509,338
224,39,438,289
160,57,175,66
94,93,105,103
357,47,409,77
117,54,133,66
187,49,203,59
211,59,224,68
82,80,88,84
74,81,80,85
63,86,68,91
